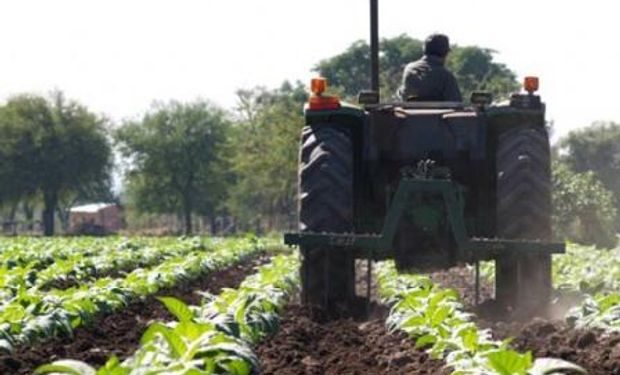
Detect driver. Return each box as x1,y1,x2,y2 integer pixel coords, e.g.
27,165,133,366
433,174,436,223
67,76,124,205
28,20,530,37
398,33,462,102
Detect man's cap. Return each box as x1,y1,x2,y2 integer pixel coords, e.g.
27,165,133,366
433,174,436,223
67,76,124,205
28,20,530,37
424,34,450,57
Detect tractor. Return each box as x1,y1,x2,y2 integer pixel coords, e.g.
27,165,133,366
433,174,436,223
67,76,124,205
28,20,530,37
284,0,564,315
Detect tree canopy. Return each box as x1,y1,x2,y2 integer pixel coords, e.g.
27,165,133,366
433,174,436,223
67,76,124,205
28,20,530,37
314,34,519,102
116,100,229,235
225,81,307,230
0,92,112,235
558,122,620,201
552,161,617,248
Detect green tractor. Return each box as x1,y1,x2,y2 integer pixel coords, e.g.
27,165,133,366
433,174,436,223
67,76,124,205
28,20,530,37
285,0,563,315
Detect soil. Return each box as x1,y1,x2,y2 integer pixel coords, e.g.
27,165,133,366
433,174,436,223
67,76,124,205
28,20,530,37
255,304,449,375
256,260,449,375
429,265,620,375
0,253,270,375
5,255,619,375
486,319,620,375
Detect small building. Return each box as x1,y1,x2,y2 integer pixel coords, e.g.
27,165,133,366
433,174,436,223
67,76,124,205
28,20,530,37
69,203,123,234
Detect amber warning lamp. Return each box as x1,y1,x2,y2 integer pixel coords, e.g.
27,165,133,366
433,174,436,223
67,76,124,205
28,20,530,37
308,77,340,110
524,76,539,94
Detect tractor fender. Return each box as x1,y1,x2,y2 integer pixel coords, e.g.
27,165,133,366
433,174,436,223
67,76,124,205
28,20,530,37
304,102,366,129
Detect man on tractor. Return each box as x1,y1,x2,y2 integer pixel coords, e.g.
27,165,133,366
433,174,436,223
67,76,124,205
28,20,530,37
398,33,462,102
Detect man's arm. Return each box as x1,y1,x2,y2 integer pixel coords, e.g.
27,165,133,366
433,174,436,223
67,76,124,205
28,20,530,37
400,64,419,101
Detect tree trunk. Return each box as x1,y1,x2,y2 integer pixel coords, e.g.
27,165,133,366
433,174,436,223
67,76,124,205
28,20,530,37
56,205,71,233
23,202,34,231
210,217,217,236
43,190,57,236
7,201,18,236
182,195,193,235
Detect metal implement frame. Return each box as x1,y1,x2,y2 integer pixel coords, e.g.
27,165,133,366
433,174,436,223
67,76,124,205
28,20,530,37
285,177,565,261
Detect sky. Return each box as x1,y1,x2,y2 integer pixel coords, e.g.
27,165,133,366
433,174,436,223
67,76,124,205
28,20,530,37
1,0,619,139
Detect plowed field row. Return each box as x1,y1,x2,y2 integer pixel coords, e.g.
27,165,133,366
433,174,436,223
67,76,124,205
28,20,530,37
4,238,619,374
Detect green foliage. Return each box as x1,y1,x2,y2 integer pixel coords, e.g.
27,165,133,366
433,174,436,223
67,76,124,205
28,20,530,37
34,359,97,375
314,34,519,102
0,237,202,294
552,161,617,248
0,91,112,235
0,236,265,353
475,243,620,335
548,243,620,332
567,292,620,332
116,100,229,234
377,261,585,375
553,243,620,293
225,81,307,229
36,254,299,375
446,46,519,101
558,121,620,229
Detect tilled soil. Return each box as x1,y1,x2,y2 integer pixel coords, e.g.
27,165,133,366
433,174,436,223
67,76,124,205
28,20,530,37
429,265,620,375
0,253,270,375
486,319,620,375
256,304,449,375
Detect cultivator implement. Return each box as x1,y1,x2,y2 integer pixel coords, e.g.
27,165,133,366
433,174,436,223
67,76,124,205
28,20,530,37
286,177,564,261
286,175,564,312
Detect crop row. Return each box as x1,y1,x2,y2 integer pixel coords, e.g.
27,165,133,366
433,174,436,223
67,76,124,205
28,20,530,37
36,253,300,375
0,237,204,268
554,243,620,293
377,261,584,375
0,237,208,300
0,237,265,353
552,244,620,332
476,243,620,333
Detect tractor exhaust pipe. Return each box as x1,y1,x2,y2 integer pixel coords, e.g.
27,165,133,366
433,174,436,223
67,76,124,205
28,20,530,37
370,0,379,97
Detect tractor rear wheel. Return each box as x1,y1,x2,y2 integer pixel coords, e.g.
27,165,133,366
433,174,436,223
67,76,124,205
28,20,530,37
495,126,552,313
298,124,355,312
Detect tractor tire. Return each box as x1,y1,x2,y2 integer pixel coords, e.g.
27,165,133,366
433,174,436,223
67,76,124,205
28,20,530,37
495,126,552,312
298,124,355,312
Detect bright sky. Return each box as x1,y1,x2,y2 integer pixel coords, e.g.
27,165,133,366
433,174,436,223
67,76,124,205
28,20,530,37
1,0,619,139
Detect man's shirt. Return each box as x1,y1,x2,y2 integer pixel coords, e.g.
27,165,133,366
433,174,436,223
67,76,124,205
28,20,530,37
399,55,462,102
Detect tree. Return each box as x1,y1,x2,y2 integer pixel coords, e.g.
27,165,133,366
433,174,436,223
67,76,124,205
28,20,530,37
0,92,112,235
558,121,620,223
552,161,617,248
116,100,229,235
314,34,519,102
0,99,40,218
226,81,307,230
446,46,519,101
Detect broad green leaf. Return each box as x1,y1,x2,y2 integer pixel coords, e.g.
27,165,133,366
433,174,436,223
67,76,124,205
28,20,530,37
431,305,452,327
174,321,214,341
529,357,587,375
415,333,436,348
34,360,97,375
96,356,129,375
486,349,533,375
221,358,253,375
157,297,195,322
400,315,425,328
196,342,259,369
140,322,187,358
458,326,479,352
3,305,26,322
